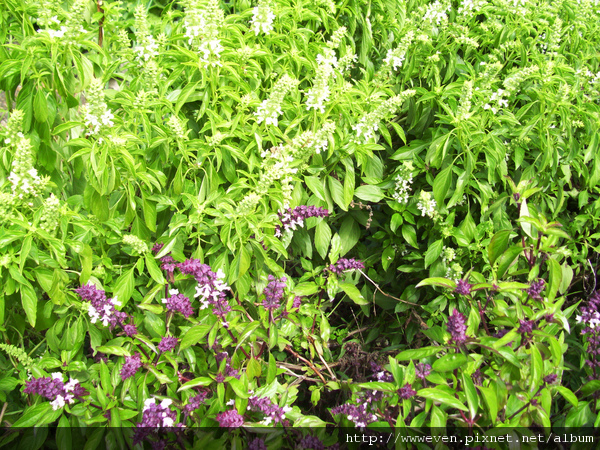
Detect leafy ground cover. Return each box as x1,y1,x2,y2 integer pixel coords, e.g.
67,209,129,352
1,0,600,448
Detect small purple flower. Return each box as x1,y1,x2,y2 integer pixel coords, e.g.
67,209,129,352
121,353,142,381
75,283,127,329
369,362,393,382
331,402,378,428
160,255,177,274
248,438,267,450
415,363,432,381
455,279,472,296
23,373,87,410
327,258,365,275
183,391,209,414
162,289,194,318
158,337,178,352
292,296,302,309
137,398,178,427
248,396,291,425
152,243,164,254
275,205,330,237
472,369,483,386
215,409,244,427
298,435,325,450
263,276,287,311
543,374,558,384
518,319,535,336
526,279,545,300
447,309,468,344
398,383,416,400
123,324,138,337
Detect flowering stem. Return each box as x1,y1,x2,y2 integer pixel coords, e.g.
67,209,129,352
284,345,327,384
96,0,104,47
476,298,490,335
224,328,250,359
507,386,543,421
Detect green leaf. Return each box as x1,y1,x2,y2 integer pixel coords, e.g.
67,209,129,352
488,230,512,266
479,385,498,424
96,346,130,356
180,324,212,350
328,176,346,210
432,164,453,207
305,176,326,201
424,239,444,269
228,377,250,398
432,353,468,372
547,257,562,302
496,245,523,278
145,254,165,285
402,224,418,248
314,221,331,260
34,89,48,123
339,217,360,256
20,282,37,327
343,160,355,209
555,386,578,408
113,267,135,307
339,281,368,305
178,377,213,392
294,282,319,296
12,403,62,427
354,185,384,202
462,373,478,419
519,198,534,238
416,277,457,290
52,121,84,135
235,321,262,354
396,346,442,361
147,366,172,384
417,388,468,411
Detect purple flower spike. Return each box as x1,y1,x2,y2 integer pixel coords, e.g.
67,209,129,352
215,409,244,427
263,276,287,311
526,279,546,300
75,283,128,329
415,363,432,381
331,401,378,428
398,383,416,400
121,353,142,381
275,205,329,237
158,337,178,352
327,258,365,275
248,396,291,425
455,279,472,296
183,391,209,414
248,438,267,450
518,319,535,336
137,398,179,428
152,243,164,254
123,324,138,337
298,436,325,450
23,373,87,410
447,309,468,344
162,289,194,318
544,374,558,384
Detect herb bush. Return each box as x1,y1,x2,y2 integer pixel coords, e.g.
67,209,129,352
0,0,600,447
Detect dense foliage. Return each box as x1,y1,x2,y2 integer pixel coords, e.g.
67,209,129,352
1,0,600,448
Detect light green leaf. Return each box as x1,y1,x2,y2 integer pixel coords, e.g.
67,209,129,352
417,388,468,411
339,281,368,305
355,185,384,202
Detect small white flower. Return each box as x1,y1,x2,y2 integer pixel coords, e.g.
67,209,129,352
51,372,64,381
51,395,66,410
144,398,156,411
